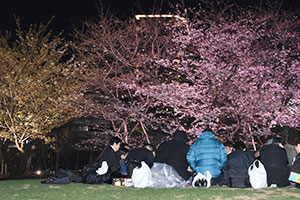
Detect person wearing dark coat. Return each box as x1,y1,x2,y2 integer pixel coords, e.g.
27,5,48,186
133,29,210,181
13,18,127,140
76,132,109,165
289,135,300,188
82,137,122,184
259,137,290,187
291,135,300,174
98,137,122,175
154,130,193,181
291,154,300,174
126,143,155,177
223,141,255,187
225,141,255,171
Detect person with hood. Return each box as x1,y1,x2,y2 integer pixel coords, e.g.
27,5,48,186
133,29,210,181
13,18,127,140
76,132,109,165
259,136,290,187
154,130,193,181
187,128,227,185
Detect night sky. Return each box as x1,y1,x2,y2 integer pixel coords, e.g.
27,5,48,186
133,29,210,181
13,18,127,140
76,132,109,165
0,0,299,39
0,0,176,38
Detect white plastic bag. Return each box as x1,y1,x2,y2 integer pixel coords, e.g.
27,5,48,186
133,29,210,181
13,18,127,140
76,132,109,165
148,162,192,188
192,171,212,188
96,161,108,175
132,161,152,188
248,159,268,189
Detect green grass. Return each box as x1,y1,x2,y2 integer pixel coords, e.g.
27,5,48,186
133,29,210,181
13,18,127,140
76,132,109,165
1,179,300,200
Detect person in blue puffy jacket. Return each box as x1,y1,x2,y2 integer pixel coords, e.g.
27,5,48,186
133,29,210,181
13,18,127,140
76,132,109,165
187,129,227,185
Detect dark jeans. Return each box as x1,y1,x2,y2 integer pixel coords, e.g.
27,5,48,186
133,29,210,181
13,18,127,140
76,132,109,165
224,168,251,188
211,173,225,186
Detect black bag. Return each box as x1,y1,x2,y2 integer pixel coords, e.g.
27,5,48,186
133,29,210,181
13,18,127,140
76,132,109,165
82,162,99,183
85,170,111,184
82,162,111,184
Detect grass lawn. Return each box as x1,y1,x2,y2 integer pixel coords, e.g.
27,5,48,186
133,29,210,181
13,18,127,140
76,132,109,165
1,179,300,200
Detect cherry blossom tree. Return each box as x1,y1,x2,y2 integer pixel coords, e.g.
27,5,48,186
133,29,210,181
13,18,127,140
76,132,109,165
74,1,299,149
73,9,174,147
123,0,300,148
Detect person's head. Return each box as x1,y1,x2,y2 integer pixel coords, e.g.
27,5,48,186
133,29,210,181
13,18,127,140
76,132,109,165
203,126,213,133
234,141,246,151
223,141,234,154
279,126,290,145
293,129,300,153
265,135,283,147
109,136,122,151
120,143,130,151
287,127,299,145
143,143,155,151
143,143,156,156
173,129,188,142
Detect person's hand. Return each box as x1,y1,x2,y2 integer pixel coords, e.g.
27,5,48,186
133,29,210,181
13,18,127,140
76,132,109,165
253,150,260,158
187,166,193,173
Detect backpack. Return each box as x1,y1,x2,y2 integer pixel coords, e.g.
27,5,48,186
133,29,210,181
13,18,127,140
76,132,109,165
82,162,111,184
82,162,99,183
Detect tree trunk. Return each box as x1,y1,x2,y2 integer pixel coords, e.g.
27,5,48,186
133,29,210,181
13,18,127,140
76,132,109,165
75,151,79,170
1,141,30,179
51,152,54,172
55,151,60,172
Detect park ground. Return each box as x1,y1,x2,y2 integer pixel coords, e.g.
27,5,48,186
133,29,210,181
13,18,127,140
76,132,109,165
1,179,300,200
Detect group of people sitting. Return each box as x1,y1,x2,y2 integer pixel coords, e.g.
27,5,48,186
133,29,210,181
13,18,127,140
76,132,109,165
81,130,192,187
43,127,300,188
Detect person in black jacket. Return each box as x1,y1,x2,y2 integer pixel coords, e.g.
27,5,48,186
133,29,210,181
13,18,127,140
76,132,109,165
291,133,300,174
223,141,255,187
154,130,193,181
98,137,122,174
259,136,290,187
126,143,155,177
82,136,122,184
289,130,300,188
